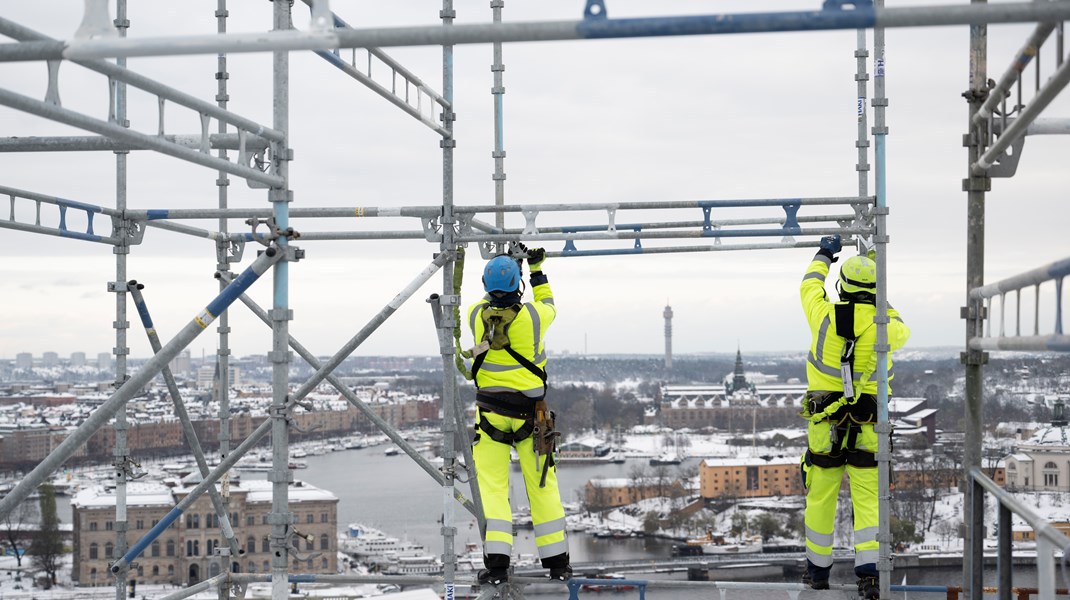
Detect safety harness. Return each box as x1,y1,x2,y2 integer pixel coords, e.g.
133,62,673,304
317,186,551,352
469,303,559,487
804,302,879,469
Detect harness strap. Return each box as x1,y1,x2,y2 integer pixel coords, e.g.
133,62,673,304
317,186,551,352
470,306,548,395
478,412,534,445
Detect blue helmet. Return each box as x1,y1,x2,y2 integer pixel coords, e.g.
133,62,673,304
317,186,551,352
483,255,520,292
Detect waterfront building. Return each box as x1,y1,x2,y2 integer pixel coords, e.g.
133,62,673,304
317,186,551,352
558,436,611,459
699,456,803,499
72,477,338,586
585,476,689,509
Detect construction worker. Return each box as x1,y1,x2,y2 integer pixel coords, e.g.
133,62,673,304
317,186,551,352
467,248,571,586
799,234,910,600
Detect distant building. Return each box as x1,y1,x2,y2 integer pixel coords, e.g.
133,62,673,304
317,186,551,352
70,352,86,367
657,350,806,430
72,477,338,586
558,436,611,459
15,352,32,369
170,350,192,376
1003,400,1070,491
42,351,59,368
585,476,688,509
96,353,113,371
699,456,803,499
197,364,241,389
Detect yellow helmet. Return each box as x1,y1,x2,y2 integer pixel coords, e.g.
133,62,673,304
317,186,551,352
838,255,877,295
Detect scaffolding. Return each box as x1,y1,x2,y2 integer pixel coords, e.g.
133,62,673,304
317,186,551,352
1,2,1069,600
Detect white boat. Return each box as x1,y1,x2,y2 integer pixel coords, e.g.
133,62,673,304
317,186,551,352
696,534,763,555
386,553,443,575
384,446,400,456
340,523,428,560
649,450,682,466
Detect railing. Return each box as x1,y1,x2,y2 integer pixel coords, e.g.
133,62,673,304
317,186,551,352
968,467,1070,600
967,256,1070,352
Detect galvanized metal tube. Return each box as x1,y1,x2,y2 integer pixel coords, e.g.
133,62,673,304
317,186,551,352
0,133,270,152
968,256,1070,300
973,21,1058,124
973,55,1070,173
218,271,479,518
458,226,870,243
127,283,242,559
0,17,284,142
157,572,230,600
0,219,122,244
0,87,283,186
0,247,282,522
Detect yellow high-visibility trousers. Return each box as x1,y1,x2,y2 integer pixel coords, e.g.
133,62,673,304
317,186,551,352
473,408,568,567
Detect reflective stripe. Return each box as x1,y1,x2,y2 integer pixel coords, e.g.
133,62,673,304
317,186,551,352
815,316,831,362
485,540,512,556
470,302,486,333
855,548,879,566
524,302,541,357
533,517,566,538
479,385,545,397
806,526,834,548
543,298,555,306
808,351,840,378
486,519,512,534
536,538,568,559
806,546,834,567
477,353,548,371
854,526,878,544
892,316,904,323
814,254,833,266
803,271,827,282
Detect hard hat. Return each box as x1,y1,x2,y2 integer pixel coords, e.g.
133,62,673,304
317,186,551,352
838,255,877,295
483,255,520,293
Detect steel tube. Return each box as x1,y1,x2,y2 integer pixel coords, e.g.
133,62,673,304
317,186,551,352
974,55,1070,172
0,88,284,186
973,21,1057,124
219,270,479,517
454,197,870,213
0,133,270,152
127,283,243,559
969,256,1070,299
457,226,870,243
0,17,284,142
968,334,1070,351
157,572,230,600
0,219,121,244
0,247,282,522
0,4,1064,62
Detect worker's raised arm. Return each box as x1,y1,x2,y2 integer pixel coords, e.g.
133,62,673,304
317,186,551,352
527,248,555,315
801,235,841,325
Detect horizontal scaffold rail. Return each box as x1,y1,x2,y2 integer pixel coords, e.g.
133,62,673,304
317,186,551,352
0,17,284,144
1,3,1069,61
0,183,133,245
968,256,1070,352
0,133,271,153
308,6,451,137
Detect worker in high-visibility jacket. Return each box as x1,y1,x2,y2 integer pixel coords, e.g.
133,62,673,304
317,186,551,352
467,249,571,586
799,235,910,600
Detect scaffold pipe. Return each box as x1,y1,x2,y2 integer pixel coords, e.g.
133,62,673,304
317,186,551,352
0,247,283,523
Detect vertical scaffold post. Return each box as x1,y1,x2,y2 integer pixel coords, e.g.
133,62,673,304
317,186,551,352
492,0,507,253
112,2,131,598
963,1,990,598
269,2,294,600
870,4,894,599
440,1,460,598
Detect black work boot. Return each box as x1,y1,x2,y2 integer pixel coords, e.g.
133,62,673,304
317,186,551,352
858,576,879,600
477,568,508,586
802,573,830,590
549,565,573,581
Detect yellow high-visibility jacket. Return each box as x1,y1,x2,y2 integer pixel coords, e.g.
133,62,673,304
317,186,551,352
801,255,910,394
468,280,555,397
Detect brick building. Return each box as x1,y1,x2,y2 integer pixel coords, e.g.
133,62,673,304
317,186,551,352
699,456,803,499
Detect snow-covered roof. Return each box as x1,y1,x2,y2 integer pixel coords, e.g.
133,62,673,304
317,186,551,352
240,479,338,504
1021,425,1070,448
562,436,608,449
700,456,798,468
888,397,925,415
72,481,175,509
1006,453,1033,463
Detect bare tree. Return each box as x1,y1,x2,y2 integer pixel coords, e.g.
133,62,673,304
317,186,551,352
1,499,37,567
29,483,63,587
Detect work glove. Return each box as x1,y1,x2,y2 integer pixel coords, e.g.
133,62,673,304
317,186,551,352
818,235,841,261
527,247,546,272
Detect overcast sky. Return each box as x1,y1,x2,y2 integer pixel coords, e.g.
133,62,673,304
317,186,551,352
1,1,1067,363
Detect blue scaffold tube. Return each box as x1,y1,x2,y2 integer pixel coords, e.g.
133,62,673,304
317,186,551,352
116,508,182,571
205,255,274,318
146,209,170,220
133,298,153,329
576,9,875,39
